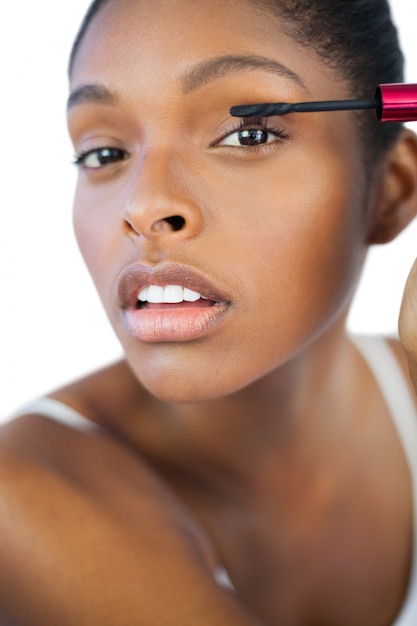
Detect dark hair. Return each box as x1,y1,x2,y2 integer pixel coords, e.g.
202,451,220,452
69,0,404,162
253,0,404,161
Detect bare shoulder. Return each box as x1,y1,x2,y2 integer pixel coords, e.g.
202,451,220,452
0,432,240,625
0,442,225,625
0,367,242,625
0,447,258,625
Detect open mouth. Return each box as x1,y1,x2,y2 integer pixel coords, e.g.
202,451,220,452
136,284,218,309
117,262,230,342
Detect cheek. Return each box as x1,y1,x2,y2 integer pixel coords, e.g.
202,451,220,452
72,181,120,300
208,148,368,352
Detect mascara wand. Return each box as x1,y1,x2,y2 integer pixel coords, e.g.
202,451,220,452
230,84,417,123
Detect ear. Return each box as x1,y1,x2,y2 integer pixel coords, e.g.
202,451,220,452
366,128,417,245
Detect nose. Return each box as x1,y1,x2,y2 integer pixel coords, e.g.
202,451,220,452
122,149,204,240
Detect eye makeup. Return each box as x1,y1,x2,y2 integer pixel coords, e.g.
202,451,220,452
230,83,417,123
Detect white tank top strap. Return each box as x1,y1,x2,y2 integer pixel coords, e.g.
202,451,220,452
10,396,101,433
349,334,417,626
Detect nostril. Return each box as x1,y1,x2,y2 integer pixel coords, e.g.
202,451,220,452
164,215,185,231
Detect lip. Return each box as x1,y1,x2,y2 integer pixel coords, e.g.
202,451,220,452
116,262,232,343
117,262,231,308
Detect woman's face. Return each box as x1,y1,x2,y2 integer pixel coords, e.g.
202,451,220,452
68,0,375,401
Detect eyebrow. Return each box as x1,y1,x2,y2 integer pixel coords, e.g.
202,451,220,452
67,84,118,110
182,54,307,93
67,54,306,110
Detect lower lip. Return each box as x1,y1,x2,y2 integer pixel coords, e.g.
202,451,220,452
122,301,229,343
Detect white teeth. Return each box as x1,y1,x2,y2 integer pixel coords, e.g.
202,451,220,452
137,285,203,304
183,288,201,302
147,285,164,303
138,286,149,302
163,285,184,303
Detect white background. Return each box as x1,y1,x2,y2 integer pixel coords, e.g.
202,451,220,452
0,1,416,420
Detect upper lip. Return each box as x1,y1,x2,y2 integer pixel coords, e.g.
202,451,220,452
116,262,232,308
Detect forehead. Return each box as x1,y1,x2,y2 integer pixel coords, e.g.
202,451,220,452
73,0,281,72
70,0,343,99
77,0,278,54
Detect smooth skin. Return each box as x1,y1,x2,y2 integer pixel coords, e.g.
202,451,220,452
1,1,417,624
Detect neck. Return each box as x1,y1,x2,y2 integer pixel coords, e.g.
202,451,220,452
124,321,360,486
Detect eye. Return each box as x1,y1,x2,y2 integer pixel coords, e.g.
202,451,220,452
218,117,288,148
73,147,128,170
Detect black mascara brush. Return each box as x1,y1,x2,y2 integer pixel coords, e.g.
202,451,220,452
230,84,417,123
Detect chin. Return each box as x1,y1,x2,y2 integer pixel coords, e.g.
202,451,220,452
124,350,251,404
138,372,235,404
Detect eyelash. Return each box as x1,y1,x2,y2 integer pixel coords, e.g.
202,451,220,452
73,147,128,170
72,116,288,170
216,116,289,149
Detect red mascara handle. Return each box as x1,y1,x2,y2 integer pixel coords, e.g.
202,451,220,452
377,83,417,122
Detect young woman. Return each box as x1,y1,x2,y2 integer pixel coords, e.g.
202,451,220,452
1,0,417,624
